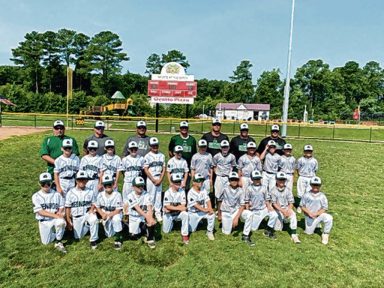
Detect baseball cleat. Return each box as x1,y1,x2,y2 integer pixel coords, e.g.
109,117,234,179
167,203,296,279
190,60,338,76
114,241,122,250
147,240,156,249
182,235,190,245
291,234,301,244
155,215,163,223
241,235,255,247
296,207,302,214
263,230,277,240
54,242,67,254
206,231,215,241
321,233,329,245
90,241,98,250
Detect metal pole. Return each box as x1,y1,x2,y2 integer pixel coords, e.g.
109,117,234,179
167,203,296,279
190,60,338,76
281,0,296,137
155,103,159,132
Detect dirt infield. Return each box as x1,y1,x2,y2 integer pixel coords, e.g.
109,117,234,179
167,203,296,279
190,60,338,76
0,127,49,141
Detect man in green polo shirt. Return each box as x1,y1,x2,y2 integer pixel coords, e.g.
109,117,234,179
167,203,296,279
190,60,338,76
40,120,80,175
168,121,197,167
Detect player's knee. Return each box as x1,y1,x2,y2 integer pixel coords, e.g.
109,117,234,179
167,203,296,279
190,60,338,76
324,213,333,222
88,214,98,224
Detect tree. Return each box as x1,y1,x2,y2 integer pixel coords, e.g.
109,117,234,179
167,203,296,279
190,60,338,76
230,60,254,103
145,53,162,75
41,31,61,92
145,50,190,75
254,69,283,115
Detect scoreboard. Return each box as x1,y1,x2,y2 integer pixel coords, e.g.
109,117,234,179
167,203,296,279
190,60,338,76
147,80,197,97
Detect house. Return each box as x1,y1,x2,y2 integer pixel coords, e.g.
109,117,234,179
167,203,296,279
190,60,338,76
215,103,270,121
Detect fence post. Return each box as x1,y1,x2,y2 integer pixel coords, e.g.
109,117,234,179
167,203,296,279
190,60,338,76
332,125,335,140
298,124,301,139
264,122,268,136
201,120,203,134
34,114,37,128
232,121,236,135
72,115,74,129
170,119,172,133
369,127,372,143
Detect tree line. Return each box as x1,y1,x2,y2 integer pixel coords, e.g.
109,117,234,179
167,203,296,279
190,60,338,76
0,29,383,120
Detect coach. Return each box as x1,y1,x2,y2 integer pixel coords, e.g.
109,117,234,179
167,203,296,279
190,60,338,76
230,123,256,161
122,120,151,157
256,124,286,156
83,120,111,156
168,121,197,167
201,118,229,157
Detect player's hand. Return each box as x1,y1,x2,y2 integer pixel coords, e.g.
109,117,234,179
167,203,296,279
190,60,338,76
122,215,129,223
180,206,187,212
66,220,73,231
57,186,63,194
232,217,239,228
208,209,214,215
98,184,103,191
102,213,108,220
163,208,170,213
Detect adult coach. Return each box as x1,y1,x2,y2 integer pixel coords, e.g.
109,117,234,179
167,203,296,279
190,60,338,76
201,118,229,157
256,124,286,156
168,121,197,166
230,123,256,161
39,120,80,176
83,120,111,156
122,120,151,157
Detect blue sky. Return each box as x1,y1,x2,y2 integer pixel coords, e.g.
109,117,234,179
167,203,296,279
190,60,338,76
0,0,383,80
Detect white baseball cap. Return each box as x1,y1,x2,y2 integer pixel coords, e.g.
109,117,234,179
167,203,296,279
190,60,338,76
39,172,52,183
193,173,205,182
87,140,98,149
174,145,183,153
251,170,262,180
149,137,159,146
133,176,145,187
276,172,287,180
62,138,73,148
268,140,277,147
212,118,221,125
137,120,147,128
95,121,105,128
102,174,114,185
53,120,64,128
76,170,88,180
105,139,115,147
220,140,230,147
240,123,249,130
304,144,313,151
180,121,189,128
284,143,293,150
310,176,322,185
171,173,183,183
228,171,240,180
128,141,138,149
247,142,256,149
271,124,280,132
198,139,207,147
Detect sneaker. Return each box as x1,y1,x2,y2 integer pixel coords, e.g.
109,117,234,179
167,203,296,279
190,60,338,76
206,231,215,241
90,241,98,250
147,240,156,249
182,235,190,245
321,233,329,245
114,241,122,250
241,235,255,247
291,234,301,244
296,207,302,214
54,242,67,254
263,230,277,240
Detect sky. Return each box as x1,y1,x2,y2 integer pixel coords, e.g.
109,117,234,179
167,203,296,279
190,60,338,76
0,0,383,81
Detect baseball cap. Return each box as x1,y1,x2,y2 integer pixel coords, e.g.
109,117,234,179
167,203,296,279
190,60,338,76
39,172,52,183
174,145,183,153
53,120,64,128
198,139,207,147
87,140,98,149
247,142,256,149
220,140,230,148
193,173,205,183
251,170,262,180
271,124,280,132
304,144,313,151
102,174,114,185
310,176,322,186
133,176,145,187
228,171,239,180
76,170,88,180
171,173,183,183
149,137,159,146
94,121,105,129
268,140,277,147
62,138,73,148
128,141,138,149
240,123,249,130
180,121,189,128
105,139,115,147
212,118,221,125
284,143,293,150
276,172,287,180
136,120,147,128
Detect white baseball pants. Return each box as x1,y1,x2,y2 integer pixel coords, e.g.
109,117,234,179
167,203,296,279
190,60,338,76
297,176,312,198
188,211,215,233
249,207,278,231
215,175,228,199
122,182,133,202
240,176,252,194
72,213,99,242
274,210,297,231
162,211,189,236
146,176,162,218
128,215,145,234
304,213,333,234
59,179,75,197
222,209,252,236
38,218,66,245
285,174,294,192
86,179,99,198
101,214,123,237
202,178,211,194
262,172,276,193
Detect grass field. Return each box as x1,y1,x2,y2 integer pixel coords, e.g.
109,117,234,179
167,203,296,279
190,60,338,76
1,129,384,287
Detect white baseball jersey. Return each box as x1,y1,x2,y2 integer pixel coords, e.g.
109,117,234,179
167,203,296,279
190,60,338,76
187,188,210,213
167,157,189,179
300,191,328,212
297,156,318,177
238,154,262,177
263,153,281,173
190,152,213,179
144,151,165,177
120,155,145,184
96,191,123,212
279,155,296,174
126,191,152,217
245,184,270,211
32,189,64,221
220,186,245,214
271,187,294,209
79,155,103,179
54,154,80,178
65,187,95,217
101,154,122,177
163,188,186,210
213,152,236,176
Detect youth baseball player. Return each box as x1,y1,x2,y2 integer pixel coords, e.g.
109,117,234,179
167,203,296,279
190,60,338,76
79,140,103,198
53,139,80,197
100,139,122,190
190,139,213,193
300,176,333,245
126,176,157,249
220,172,254,246
167,145,189,189
279,143,296,192
65,171,99,249
144,137,166,222
271,172,301,244
32,172,67,253
162,174,189,244
244,170,278,240
238,141,262,193
95,174,124,250
260,140,282,193
187,173,215,240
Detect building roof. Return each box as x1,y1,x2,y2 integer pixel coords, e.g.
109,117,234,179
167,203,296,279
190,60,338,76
215,103,270,111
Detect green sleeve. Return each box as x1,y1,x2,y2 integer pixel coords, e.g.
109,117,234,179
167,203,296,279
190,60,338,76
39,137,50,157
191,136,197,155
72,137,80,156
168,136,176,153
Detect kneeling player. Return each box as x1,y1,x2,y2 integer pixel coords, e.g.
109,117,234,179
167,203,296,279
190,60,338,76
65,171,99,249
32,172,67,253
162,174,189,244
300,176,333,245
271,172,301,244
96,174,124,250
187,173,215,240
126,177,157,249
220,172,254,246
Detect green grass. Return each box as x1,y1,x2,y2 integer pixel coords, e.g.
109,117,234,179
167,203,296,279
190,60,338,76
1,130,384,287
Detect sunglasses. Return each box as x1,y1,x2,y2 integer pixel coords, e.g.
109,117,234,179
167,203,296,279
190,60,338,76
54,126,64,130
194,179,204,183
40,182,51,187
95,127,104,130
88,148,97,151
63,147,72,150
137,126,146,129
212,123,221,126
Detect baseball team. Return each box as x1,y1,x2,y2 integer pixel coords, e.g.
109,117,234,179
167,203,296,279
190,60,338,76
33,118,333,253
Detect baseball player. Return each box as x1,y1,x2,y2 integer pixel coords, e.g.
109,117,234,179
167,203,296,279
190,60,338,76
144,137,166,222
278,143,296,192
126,176,157,249
187,173,215,240
213,140,237,221
100,139,122,190
300,176,333,245
219,172,254,246
296,144,318,213
190,139,213,193
65,171,99,249
53,139,80,197
79,140,103,197
260,140,282,193
271,172,301,244
162,174,189,244
32,172,67,253
244,171,278,240
167,145,189,189
238,141,262,193
95,174,124,250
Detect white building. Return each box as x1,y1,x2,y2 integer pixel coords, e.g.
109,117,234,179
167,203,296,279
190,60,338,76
215,103,270,121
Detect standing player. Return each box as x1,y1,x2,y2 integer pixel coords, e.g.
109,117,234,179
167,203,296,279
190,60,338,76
296,144,318,213
83,121,111,156
167,145,189,189
32,172,67,253
144,137,166,222
300,176,333,245
238,141,262,193
100,139,122,190
230,123,256,161
96,174,124,250
190,139,213,194
256,125,286,156
271,172,301,244
187,173,215,240
122,120,151,157
80,140,103,197
260,140,282,193
201,118,229,157
162,174,189,244
65,171,99,249
126,176,157,249
279,143,296,192
168,121,197,167
53,139,80,197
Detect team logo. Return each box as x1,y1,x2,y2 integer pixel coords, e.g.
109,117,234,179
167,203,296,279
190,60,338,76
165,63,181,74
